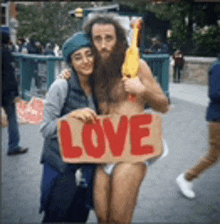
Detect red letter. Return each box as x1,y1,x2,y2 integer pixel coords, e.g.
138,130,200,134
83,119,105,158
103,116,128,157
130,114,154,155
60,120,83,158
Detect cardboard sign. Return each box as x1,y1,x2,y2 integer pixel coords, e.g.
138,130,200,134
57,113,162,163
16,97,44,125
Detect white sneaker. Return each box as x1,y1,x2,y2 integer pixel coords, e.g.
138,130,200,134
176,173,195,199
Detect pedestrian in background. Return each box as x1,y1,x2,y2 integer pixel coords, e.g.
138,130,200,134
21,38,28,54
35,41,43,54
17,37,25,53
8,40,18,53
1,29,28,156
27,38,39,54
53,44,61,56
173,49,184,83
44,42,55,56
150,36,170,54
176,53,220,199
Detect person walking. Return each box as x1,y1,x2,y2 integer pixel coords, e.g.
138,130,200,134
1,30,28,156
176,53,220,199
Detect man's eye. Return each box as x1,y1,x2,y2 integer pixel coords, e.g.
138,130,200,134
106,36,113,42
94,36,101,42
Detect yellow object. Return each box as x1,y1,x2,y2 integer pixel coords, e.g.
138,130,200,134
122,20,140,78
74,7,84,18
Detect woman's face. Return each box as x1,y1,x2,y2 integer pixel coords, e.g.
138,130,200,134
71,47,94,77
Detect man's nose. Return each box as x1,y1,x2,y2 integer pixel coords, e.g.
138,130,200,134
101,39,107,49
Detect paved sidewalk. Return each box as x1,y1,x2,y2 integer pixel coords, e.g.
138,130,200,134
2,82,220,224
170,82,209,107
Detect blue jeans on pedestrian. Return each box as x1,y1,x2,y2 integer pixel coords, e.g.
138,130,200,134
3,102,20,152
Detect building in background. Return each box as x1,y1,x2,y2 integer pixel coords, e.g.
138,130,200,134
1,1,18,43
1,1,41,44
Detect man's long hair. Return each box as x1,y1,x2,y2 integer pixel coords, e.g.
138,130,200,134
83,14,128,112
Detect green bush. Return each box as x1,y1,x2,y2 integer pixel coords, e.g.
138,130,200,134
192,25,220,57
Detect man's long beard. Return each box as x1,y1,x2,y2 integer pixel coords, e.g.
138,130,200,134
94,45,126,112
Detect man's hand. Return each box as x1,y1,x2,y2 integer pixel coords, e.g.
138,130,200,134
122,77,146,95
67,108,97,123
59,69,71,80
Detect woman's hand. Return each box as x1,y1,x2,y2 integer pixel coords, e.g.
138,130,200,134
67,108,97,122
59,69,71,80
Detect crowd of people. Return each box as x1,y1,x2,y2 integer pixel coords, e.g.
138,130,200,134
1,12,219,224
9,37,61,56
10,32,184,83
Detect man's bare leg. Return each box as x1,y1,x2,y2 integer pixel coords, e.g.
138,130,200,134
94,166,111,223
109,162,147,224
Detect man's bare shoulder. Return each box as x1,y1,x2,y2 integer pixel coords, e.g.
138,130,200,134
139,59,151,71
138,59,154,81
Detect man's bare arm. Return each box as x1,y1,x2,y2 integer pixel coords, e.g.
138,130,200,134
122,59,169,113
138,59,169,113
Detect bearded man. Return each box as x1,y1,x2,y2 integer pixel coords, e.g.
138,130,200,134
82,14,169,224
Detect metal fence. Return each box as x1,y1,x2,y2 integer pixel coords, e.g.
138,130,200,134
13,54,65,100
141,53,170,97
13,53,170,101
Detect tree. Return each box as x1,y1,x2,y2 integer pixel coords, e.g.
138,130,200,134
143,2,220,56
192,25,220,57
16,2,95,46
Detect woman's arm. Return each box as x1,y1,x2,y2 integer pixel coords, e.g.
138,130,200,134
40,79,68,138
40,79,98,138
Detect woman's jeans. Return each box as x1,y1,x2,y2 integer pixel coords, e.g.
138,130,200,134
41,164,91,223
185,122,220,181
3,102,20,152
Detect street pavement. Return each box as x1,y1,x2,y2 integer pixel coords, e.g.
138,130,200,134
1,82,220,223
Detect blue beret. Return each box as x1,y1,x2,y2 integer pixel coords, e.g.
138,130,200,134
62,31,92,64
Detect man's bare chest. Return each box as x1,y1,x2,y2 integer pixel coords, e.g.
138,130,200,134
99,79,145,115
